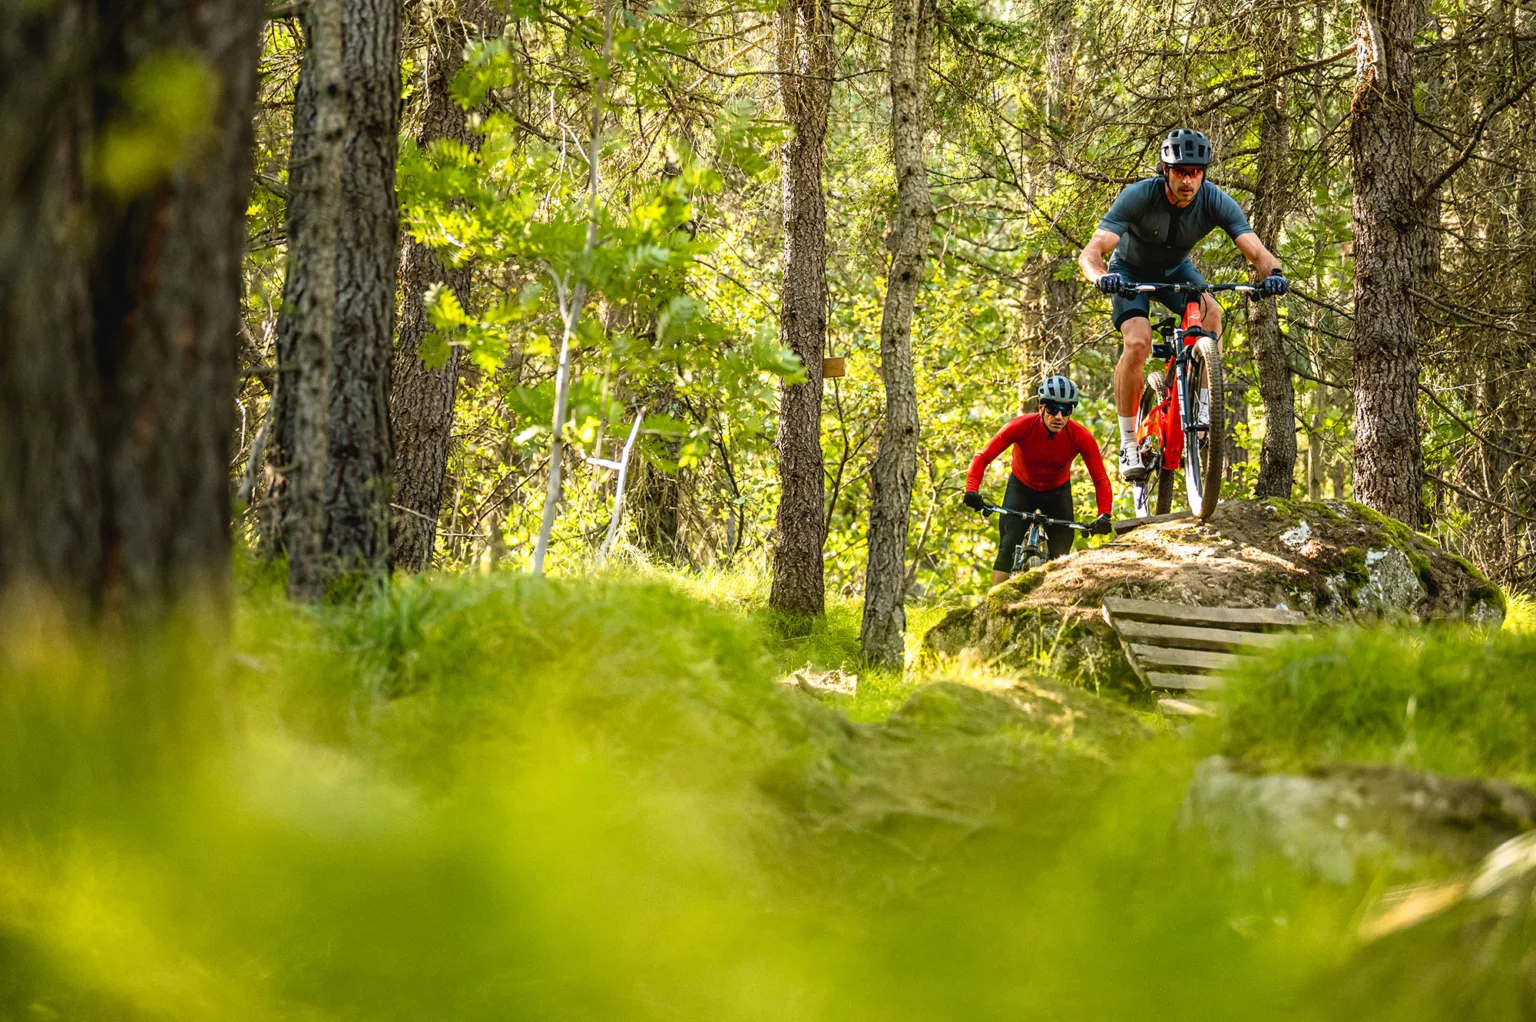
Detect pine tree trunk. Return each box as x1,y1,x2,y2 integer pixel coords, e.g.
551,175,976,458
1016,0,1076,403
327,0,400,581
1018,255,1074,403
284,0,347,601
264,6,318,562
768,0,834,618
1351,0,1426,526
860,0,935,666
0,0,262,619
390,3,498,572
1250,16,1298,499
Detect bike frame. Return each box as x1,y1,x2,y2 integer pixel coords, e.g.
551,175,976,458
1130,281,1256,471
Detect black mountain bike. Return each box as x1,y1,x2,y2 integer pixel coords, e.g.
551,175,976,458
980,502,1091,573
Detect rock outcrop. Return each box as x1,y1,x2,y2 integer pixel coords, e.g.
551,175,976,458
925,499,1504,690
1181,756,1536,883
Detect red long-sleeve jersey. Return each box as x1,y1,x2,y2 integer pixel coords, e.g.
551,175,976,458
965,414,1113,515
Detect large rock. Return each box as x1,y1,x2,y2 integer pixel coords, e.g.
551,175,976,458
1181,756,1536,884
924,499,1504,689
767,678,1152,877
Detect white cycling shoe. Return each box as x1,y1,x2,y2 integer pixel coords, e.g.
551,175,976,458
1119,439,1149,481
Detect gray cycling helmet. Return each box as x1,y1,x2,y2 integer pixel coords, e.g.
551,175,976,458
1037,375,1079,405
1161,128,1212,166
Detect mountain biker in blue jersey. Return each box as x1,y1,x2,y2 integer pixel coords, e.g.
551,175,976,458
1077,128,1288,480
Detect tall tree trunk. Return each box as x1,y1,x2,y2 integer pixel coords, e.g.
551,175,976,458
769,0,834,617
1018,255,1074,403
272,0,399,594
284,0,347,601
1017,0,1076,402
1351,0,1426,525
0,0,262,618
1249,13,1298,499
1307,384,1327,499
391,2,498,572
327,0,400,581
860,0,935,666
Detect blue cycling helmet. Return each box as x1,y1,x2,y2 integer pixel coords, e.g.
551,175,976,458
1161,128,1212,166
1037,375,1079,405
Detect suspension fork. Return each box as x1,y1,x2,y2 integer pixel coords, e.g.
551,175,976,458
1179,295,1217,433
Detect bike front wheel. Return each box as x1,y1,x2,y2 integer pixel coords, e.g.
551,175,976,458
1182,335,1225,519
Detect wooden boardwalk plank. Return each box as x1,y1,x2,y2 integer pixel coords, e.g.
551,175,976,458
1129,644,1244,672
1148,671,1225,691
1158,697,1219,717
1111,618,1294,652
1103,596,1307,629
1111,511,1194,535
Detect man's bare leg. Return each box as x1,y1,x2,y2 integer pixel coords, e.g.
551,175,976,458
1114,316,1153,478
992,569,1010,586
1114,316,1154,417
1201,294,1223,343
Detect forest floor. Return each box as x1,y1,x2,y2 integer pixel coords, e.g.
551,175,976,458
3,564,1536,1019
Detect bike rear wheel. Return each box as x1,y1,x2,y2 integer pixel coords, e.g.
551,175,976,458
1182,335,1225,519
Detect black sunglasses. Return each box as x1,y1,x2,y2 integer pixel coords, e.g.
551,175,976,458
1042,401,1075,416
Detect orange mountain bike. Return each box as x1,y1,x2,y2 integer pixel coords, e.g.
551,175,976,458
1126,281,1262,520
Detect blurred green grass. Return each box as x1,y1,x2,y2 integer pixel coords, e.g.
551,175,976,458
0,568,1531,1019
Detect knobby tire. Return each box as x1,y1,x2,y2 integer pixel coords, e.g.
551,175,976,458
1183,335,1224,519
1154,467,1175,516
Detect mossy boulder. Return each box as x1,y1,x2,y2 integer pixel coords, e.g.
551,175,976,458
924,499,1504,690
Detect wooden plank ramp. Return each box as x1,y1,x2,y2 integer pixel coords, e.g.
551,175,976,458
1100,597,1310,715
1111,511,1194,536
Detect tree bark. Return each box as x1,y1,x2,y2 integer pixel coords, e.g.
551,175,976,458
1351,0,1426,526
1016,0,1076,402
271,0,398,594
860,0,935,666
768,0,834,618
390,2,498,572
1249,14,1298,499
327,0,400,581
284,0,346,601
1018,255,1074,403
0,0,262,619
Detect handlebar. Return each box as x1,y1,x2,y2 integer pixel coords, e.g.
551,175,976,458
1127,281,1260,295
979,503,1092,531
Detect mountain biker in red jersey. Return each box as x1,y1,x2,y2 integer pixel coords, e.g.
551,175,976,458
962,376,1114,585
1077,128,1288,481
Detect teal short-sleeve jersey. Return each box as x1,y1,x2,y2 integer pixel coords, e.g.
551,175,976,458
1097,177,1254,276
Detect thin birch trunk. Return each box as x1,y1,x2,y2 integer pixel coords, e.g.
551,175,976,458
860,0,935,666
531,0,615,575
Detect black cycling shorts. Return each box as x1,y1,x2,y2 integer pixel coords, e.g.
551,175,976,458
1109,258,1209,330
995,476,1075,572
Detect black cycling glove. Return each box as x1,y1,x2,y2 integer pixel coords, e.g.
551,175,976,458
962,491,986,513
1089,513,1113,536
1261,268,1289,297
1096,272,1126,295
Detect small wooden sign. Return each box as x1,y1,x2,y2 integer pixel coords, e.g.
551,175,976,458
823,356,846,378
